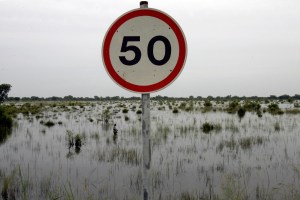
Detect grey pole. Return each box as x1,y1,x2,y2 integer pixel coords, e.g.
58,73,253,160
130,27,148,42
142,93,151,200
140,3,151,200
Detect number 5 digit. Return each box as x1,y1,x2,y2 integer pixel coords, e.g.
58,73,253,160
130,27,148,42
119,36,141,66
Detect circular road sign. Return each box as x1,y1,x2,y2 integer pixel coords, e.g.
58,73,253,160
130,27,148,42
102,8,187,93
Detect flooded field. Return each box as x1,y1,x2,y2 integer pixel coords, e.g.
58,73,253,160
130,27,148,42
1,100,300,200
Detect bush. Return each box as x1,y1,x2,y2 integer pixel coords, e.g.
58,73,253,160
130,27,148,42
122,108,129,113
172,108,179,113
0,107,13,128
244,101,261,111
268,103,283,115
0,107,13,144
136,110,142,114
75,134,82,149
44,121,55,127
204,100,212,108
202,122,214,133
227,101,239,113
237,107,246,119
179,102,187,110
124,116,129,121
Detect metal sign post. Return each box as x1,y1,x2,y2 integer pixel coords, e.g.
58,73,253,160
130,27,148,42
142,92,151,200
140,2,151,199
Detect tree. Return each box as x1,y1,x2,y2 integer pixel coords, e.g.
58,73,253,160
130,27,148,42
0,84,11,104
63,95,74,101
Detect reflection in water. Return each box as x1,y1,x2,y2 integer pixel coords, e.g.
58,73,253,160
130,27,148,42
65,131,83,157
113,123,118,144
113,133,118,144
75,146,81,154
66,150,74,159
102,123,111,132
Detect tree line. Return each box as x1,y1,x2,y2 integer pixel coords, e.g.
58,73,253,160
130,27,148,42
1,83,299,102
5,94,300,102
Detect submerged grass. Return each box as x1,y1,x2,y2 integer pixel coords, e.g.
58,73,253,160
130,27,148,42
1,169,17,200
221,175,248,200
1,100,300,199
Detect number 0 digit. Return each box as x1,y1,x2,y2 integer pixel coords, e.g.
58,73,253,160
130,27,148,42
148,35,171,66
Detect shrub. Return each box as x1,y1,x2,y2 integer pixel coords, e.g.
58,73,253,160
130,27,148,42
256,110,262,118
227,101,239,113
0,107,13,144
204,100,212,108
237,107,246,119
274,122,280,131
268,103,283,115
101,109,111,123
172,108,179,113
179,102,187,109
122,108,129,113
75,134,82,149
44,121,55,127
244,101,261,111
0,107,12,128
136,110,142,114
124,116,129,121
202,122,214,133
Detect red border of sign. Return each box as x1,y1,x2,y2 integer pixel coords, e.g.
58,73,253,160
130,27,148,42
102,8,187,93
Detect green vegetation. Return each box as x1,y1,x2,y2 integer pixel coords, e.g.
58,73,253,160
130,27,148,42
0,84,13,143
124,115,129,121
202,122,214,133
285,109,300,114
66,130,84,154
274,122,281,131
3,103,44,117
239,136,264,150
227,101,239,113
1,169,17,200
201,122,222,133
221,175,248,200
44,120,55,127
172,108,179,113
179,102,187,110
122,108,128,113
243,101,261,112
204,100,212,108
101,109,111,123
0,84,11,104
0,107,12,129
268,103,284,115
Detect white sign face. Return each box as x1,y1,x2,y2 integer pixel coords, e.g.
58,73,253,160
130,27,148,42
102,8,187,93
110,16,179,86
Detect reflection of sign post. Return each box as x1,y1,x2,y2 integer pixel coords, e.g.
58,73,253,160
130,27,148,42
102,2,187,199
102,3,187,93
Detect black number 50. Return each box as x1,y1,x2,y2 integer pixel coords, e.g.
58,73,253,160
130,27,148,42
119,36,171,66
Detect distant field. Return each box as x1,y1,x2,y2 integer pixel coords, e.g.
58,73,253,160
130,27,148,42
1,99,300,200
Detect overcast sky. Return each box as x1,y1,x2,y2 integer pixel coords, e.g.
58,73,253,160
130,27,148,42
0,0,300,97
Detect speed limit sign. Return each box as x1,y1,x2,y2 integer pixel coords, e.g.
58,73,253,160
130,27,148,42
102,8,187,93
